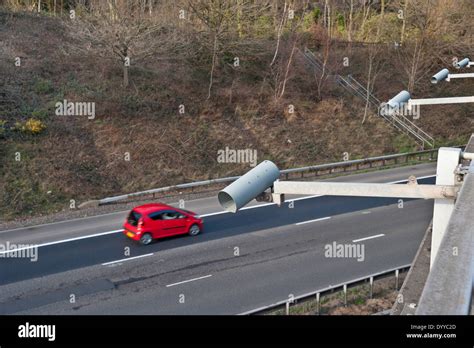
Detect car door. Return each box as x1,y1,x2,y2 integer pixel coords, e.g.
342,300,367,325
159,210,188,237
147,211,165,238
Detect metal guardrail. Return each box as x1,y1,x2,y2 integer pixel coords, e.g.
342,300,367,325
98,148,439,205
239,264,412,315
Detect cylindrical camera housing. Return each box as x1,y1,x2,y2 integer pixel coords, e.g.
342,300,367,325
218,160,280,213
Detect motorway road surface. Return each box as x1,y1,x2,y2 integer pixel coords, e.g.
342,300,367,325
0,163,436,314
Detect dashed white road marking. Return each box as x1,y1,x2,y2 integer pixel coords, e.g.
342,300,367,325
166,274,213,287
102,253,154,266
295,216,332,226
352,234,385,243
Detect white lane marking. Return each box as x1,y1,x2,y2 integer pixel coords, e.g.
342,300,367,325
166,274,213,287
102,253,154,266
387,174,435,184
352,234,385,243
295,216,331,225
1,174,437,252
199,211,229,218
0,211,128,234
0,229,123,255
361,211,371,214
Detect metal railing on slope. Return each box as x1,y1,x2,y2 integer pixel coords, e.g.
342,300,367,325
342,75,434,148
299,47,434,148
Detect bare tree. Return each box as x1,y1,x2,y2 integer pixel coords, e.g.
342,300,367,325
270,0,309,101
347,0,354,43
316,29,332,102
399,0,409,44
270,0,288,66
187,0,235,99
66,0,186,88
187,0,269,99
362,0,385,123
395,0,450,93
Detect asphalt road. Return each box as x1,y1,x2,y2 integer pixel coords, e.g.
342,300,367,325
0,163,436,314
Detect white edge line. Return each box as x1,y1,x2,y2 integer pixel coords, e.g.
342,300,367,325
0,229,123,255
102,253,154,266
352,234,385,243
295,216,332,226
1,175,436,253
0,211,129,234
387,174,435,184
199,211,230,218
199,196,323,218
166,274,213,287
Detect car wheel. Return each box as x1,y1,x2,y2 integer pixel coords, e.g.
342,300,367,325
188,224,201,236
139,233,153,245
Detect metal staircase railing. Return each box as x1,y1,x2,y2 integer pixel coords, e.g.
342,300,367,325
299,47,434,148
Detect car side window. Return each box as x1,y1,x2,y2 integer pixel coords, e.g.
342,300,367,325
148,210,183,220
148,211,163,221
170,211,186,219
161,211,179,220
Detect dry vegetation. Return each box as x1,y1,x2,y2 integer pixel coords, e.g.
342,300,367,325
0,0,473,220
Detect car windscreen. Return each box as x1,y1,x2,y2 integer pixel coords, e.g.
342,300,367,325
127,210,142,227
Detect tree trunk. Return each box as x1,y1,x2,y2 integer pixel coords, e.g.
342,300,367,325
237,0,243,38
316,36,330,101
376,0,385,41
123,63,129,88
327,3,331,38
207,34,218,99
362,59,372,124
270,1,287,66
348,0,353,42
279,42,297,99
400,0,409,44
272,0,279,33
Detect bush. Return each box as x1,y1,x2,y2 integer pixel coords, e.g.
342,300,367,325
31,109,50,120
34,78,54,94
15,118,46,135
0,120,6,138
303,8,321,31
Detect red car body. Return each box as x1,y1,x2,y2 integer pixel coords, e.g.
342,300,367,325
123,203,203,245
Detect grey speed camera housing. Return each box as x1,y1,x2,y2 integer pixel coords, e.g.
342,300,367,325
431,68,450,84
218,160,280,213
455,58,470,69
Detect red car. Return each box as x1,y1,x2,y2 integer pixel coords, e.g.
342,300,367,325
123,203,203,245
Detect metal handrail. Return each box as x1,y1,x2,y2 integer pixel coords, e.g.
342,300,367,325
300,47,434,148
416,170,474,315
